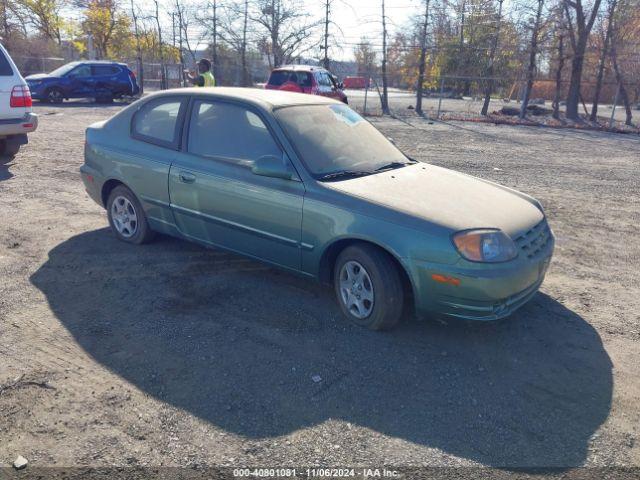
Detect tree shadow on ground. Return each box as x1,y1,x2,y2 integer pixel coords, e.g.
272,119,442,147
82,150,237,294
31,228,613,468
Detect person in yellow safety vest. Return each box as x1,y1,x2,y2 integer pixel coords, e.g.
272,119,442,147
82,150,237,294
186,58,215,87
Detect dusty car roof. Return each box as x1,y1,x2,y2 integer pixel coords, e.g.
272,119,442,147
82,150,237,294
147,87,338,109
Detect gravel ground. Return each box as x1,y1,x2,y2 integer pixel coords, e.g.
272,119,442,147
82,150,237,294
0,98,639,476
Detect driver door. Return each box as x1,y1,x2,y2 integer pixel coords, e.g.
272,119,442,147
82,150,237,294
169,99,305,271
66,64,94,97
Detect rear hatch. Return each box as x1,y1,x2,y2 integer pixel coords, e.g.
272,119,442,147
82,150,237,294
266,69,313,94
0,45,27,119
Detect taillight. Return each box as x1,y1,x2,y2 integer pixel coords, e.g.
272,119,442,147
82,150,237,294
129,70,136,80
10,85,32,108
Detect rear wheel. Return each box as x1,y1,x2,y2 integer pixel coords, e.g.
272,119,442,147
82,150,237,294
46,87,64,104
106,185,155,244
333,244,404,330
0,140,20,157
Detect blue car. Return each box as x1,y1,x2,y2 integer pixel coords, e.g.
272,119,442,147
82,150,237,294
25,61,140,103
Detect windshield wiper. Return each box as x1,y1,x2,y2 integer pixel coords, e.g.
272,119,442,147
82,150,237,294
374,161,413,172
318,170,372,181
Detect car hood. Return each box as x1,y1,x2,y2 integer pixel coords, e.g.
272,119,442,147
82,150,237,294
25,74,53,81
323,163,544,237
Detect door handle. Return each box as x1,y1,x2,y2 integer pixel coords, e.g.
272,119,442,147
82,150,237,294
179,171,196,184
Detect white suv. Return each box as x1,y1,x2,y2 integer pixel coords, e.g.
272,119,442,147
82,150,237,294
0,43,37,156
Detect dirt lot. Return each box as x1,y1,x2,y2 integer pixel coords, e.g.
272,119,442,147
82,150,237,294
0,99,639,475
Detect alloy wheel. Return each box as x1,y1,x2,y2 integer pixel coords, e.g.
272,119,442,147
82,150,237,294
111,195,138,238
339,260,374,319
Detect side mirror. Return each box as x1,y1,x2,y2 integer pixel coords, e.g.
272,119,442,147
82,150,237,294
338,82,344,90
252,155,294,180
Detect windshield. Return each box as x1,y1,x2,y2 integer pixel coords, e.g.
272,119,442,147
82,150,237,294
275,104,408,177
49,62,80,77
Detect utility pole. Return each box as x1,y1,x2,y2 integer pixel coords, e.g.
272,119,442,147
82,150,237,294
176,0,185,87
212,0,218,80
271,0,279,67
322,0,330,69
241,0,249,86
415,0,431,115
381,0,390,114
153,0,166,89
172,12,176,48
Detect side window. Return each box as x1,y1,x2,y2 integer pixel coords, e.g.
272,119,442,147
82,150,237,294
93,65,119,76
132,98,185,147
70,65,92,77
188,101,282,164
0,49,14,76
317,72,332,87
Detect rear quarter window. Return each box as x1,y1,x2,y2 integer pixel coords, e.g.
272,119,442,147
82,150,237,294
93,65,120,76
268,70,312,88
0,49,14,76
268,70,289,86
132,97,186,149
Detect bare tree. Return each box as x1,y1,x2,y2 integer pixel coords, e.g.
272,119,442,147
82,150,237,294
176,0,198,64
552,32,566,119
353,37,377,77
415,0,431,116
252,0,320,67
609,6,633,125
562,0,604,120
17,0,64,45
217,0,252,85
130,0,143,94
519,0,545,119
480,0,504,116
590,0,617,121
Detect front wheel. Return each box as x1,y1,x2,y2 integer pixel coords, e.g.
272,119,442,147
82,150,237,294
106,185,155,244
333,244,404,330
46,87,64,104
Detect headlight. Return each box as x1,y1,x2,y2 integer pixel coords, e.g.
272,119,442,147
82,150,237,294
452,229,518,263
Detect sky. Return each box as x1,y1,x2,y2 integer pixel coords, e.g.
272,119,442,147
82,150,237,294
310,0,422,61
64,0,519,63
165,0,424,62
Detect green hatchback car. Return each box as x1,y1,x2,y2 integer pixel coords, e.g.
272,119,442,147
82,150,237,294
81,88,553,330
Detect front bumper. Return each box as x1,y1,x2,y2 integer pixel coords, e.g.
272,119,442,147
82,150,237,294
0,113,38,136
408,237,554,321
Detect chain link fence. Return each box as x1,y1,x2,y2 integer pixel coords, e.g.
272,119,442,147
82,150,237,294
8,54,638,124
11,56,68,76
341,72,637,125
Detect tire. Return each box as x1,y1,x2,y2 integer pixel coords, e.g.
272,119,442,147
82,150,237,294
333,243,404,331
46,87,64,104
0,140,20,157
106,185,155,244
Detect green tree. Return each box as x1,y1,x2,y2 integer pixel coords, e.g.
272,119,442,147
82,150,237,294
81,0,133,59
